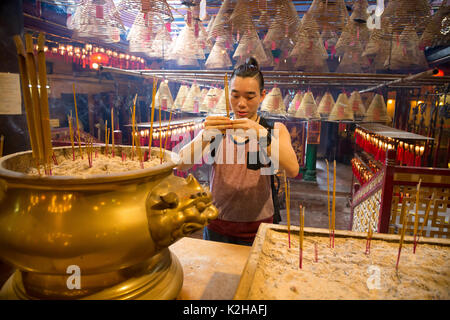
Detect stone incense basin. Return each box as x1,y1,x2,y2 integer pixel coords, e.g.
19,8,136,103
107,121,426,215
0,146,218,299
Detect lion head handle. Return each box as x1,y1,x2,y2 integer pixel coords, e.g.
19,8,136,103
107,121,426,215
146,174,219,249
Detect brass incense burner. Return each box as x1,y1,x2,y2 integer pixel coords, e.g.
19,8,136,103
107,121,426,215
0,146,218,299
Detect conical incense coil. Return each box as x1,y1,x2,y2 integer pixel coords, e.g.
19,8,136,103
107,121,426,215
317,91,335,118
363,94,391,123
211,90,227,115
328,93,354,121
198,22,213,54
348,91,366,119
127,12,155,54
308,0,349,35
260,87,286,115
154,81,174,111
181,84,202,113
230,0,255,37
173,85,189,110
147,23,172,59
420,1,450,48
208,0,233,41
118,0,173,22
205,41,232,69
74,0,124,43
287,92,303,115
233,28,271,68
169,23,205,61
362,23,393,70
200,88,209,103
294,91,320,119
380,0,430,35
200,88,217,113
336,42,370,73
335,19,370,57
387,25,428,71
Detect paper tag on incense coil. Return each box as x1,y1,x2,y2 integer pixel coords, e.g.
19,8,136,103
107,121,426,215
373,108,380,121
96,5,104,19
305,104,313,117
338,106,345,118
295,100,301,110
161,98,167,111
353,100,360,112
193,100,199,113
273,97,280,110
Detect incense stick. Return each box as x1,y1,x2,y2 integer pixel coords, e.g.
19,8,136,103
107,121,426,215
111,108,115,157
284,172,291,248
159,97,163,163
299,205,304,269
413,179,422,253
37,33,53,169
224,73,230,118
326,159,331,247
149,78,157,155
415,192,435,252
396,210,411,271
105,120,108,156
132,95,137,159
68,113,75,160
331,160,336,248
72,83,83,159
0,135,4,157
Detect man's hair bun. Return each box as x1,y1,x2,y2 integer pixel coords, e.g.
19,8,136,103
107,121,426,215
245,57,259,70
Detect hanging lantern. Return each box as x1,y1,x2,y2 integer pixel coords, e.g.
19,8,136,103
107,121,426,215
90,52,109,69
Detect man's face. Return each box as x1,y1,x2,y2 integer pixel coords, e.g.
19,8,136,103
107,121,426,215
229,76,266,120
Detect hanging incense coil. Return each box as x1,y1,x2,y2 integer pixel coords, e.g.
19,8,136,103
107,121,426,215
308,0,349,35
73,0,125,43
198,21,213,54
287,92,303,116
173,85,189,110
205,40,233,69
328,93,354,121
387,25,429,71
294,91,320,119
380,0,431,35
420,2,450,48
336,41,371,73
363,94,391,123
335,19,370,57
272,37,296,71
200,88,219,113
154,81,174,111
317,91,335,119
208,0,234,41
362,23,393,71
260,87,286,115
233,28,272,68
147,23,172,59
348,91,366,121
230,0,255,37
181,84,203,113
127,11,155,54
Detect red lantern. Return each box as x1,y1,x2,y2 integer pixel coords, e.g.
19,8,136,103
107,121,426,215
90,52,109,69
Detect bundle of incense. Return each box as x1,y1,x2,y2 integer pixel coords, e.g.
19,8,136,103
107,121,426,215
284,172,291,248
111,108,115,157
224,73,230,118
73,84,83,159
13,33,53,175
299,205,305,269
135,131,144,168
87,138,93,168
396,202,411,270
326,159,331,247
415,192,435,252
0,135,4,157
413,179,422,253
68,113,75,160
149,78,157,155
331,160,337,248
159,96,163,163
164,110,173,150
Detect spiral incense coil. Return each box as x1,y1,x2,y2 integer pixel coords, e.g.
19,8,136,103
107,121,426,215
363,94,392,123
350,0,369,23
205,41,233,69
317,91,335,118
173,85,189,110
154,81,174,111
348,91,366,120
294,91,320,120
169,22,205,63
118,0,173,23
127,11,155,54
233,28,272,68
200,88,218,113
380,0,430,35
230,0,255,37
198,22,213,55
328,93,354,121
74,0,124,43
387,25,429,71
287,92,303,116
336,41,371,73
181,84,203,113
208,0,234,41
362,23,393,71
260,87,287,115
308,0,349,35
420,1,450,48
147,23,172,59
335,19,370,57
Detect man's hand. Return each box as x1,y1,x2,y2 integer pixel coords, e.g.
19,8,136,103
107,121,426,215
204,116,233,134
231,118,267,138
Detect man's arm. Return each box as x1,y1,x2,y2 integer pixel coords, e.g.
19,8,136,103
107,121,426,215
270,122,299,178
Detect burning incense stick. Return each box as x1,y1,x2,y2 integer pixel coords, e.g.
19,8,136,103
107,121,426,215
149,78,157,155
159,97,163,163
0,135,4,157
68,113,75,160
37,33,53,169
284,172,291,248
396,210,411,271
105,120,108,156
111,108,115,157
13,35,39,168
132,95,137,158
331,160,336,248
299,205,304,269
413,179,422,253
25,34,45,166
224,73,230,118
72,83,83,159
164,109,173,150
416,192,435,252
326,159,331,247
